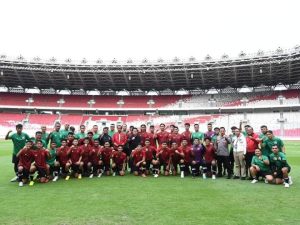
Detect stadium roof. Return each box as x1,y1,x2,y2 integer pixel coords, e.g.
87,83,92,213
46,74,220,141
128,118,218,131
0,47,300,92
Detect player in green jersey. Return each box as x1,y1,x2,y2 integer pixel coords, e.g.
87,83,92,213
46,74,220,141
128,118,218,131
249,148,270,184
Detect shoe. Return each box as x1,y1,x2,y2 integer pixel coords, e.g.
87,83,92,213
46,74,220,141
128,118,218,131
112,172,116,177
29,181,34,186
202,173,207,179
78,174,82,179
53,176,58,182
264,179,268,184
241,177,246,180
289,176,293,185
142,174,146,178
18,181,24,187
212,175,216,180
89,174,94,179
251,179,258,184
65,175,70,181
98,173,102,178
233,176,240,179
284,182,290,188
154,174,159,178
180,171,184,179
10,176,18,182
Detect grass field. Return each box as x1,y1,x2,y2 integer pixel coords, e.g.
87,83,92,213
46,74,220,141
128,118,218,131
0,140,299,225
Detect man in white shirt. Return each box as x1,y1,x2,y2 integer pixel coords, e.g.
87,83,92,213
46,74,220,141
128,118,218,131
233,128,247,180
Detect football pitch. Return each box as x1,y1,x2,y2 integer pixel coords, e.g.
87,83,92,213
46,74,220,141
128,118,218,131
0,140,299,225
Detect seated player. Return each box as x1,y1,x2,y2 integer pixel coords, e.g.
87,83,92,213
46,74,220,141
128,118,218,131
88,139,102,178
30,140,50,185
100,141,113,176
155,142,171,177
266,145,293,188
16,140,34,187
131,144,146,177
249,148,271,184
46,142,60,182
177,139,193,178
56,139,71,179
203,137,217,179
191,138,206,179
112,145,127,176
169,142,180,176
142,139,157,175
68,139,83,180
80,137,92,177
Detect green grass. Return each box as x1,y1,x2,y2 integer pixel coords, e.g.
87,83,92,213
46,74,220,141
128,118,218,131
0,140,299,225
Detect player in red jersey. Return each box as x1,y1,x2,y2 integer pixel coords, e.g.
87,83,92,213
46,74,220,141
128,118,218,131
66,132,75,147
112,145,127,176
100,141,113,176
139,124,149,146
177,139,193,178
68,139,83,179
204,137,217,179
169,126,183,147
170,124,175,134
30,140,50,185
169,141,180,175
88,139,102,178
147,125,157,148
80,137,92,177
181,123,192,146
56,139,71,179
156,123,170,147
131,144,146,177
79,132,94,147
142,139,157,175
16,140,34,187
112,125,128,149
155,142,171,177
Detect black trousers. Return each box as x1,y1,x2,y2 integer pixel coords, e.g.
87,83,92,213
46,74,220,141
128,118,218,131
217,155,232,176
245,152,255,177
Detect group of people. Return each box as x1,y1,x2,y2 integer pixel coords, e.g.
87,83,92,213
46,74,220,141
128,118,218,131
5,121,292,188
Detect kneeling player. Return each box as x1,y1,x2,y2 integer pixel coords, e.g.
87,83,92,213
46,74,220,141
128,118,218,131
112,145,127,176
16,140,34,187
204,137,217,179
131,144,146,177
30,140,50,185
80,137,92,177
177,139,193,178
155,142,171,177
142,139,157,175
56,139,71,180
46,142,60,181
266,145,292,188
249,148,271,184
69,139,83,179
88,139,102,178
101,141,113,176
191,138,206,179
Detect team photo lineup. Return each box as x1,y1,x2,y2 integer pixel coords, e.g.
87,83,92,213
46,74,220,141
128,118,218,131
7,121,292,188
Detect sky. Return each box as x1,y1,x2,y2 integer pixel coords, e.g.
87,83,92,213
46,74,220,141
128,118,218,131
0,0,299,63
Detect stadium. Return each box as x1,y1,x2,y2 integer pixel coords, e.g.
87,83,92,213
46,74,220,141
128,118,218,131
1,1,300,225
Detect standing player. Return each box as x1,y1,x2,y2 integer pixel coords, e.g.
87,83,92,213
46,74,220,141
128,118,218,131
99,127,113,146
142,139,157,175
41,125,49,147
267,145,292,188
204,123,214,139
5,124,31,182
191,124,204,143
139,124,149,146
181,123,192,146
156,123,170,147
75,125,86,139
48,122,63,147
31,131,47,148
56,139,71,180
80,137,92,177
46,142,60,181
147,125,157,148
169,126,182,147
131,144,146,177
262,130,285,156
108,124,116,137
249,148,270,184
60,124,70,140
92,125,100,140
112,145,127,176
204,137,217,179
16,140,34,187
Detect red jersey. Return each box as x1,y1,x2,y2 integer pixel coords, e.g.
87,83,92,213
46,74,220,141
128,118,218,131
101,147,113,164
156,131,170,145
142,146,156,161
169,133,183,146
80,145,92,163
78,138,94,147
179,146,192,163
147,132,157,148
112,132,128,147
31,148,49,169
112,151,127,165
204,143,216,163
157,147,171,163
139,131,149,146
89,146,101,164
57,146,70,165
181,131,192,146
67,139,74,147
132,150,145,165
246,133,259,153
70,146,82,163
18,148,34,170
